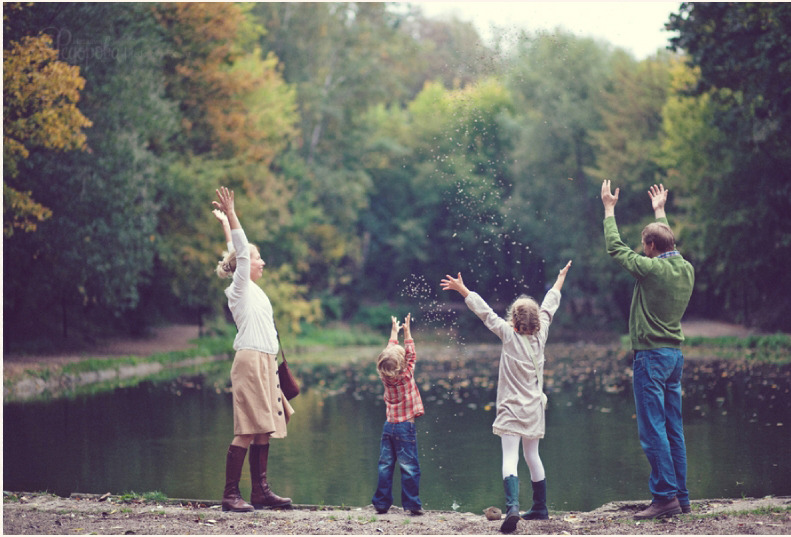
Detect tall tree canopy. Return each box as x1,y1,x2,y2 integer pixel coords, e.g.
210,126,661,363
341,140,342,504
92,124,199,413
3,33,92,236
4,2,788,353
665,3,791,329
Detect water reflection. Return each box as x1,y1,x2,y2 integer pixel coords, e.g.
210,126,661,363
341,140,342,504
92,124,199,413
4,351,790,513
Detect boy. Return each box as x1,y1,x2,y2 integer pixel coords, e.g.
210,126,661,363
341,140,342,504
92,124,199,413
371,313,425,515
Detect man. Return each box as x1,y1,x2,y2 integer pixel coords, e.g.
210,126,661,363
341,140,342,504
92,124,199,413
601,180,695,519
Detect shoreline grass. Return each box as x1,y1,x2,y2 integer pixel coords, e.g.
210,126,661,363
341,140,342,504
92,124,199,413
4,323,790,403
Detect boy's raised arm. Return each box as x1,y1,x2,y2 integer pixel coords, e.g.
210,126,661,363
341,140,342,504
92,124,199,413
389,315,402,343
403,313,412,341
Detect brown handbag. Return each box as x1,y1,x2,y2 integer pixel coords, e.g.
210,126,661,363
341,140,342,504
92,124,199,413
276,331,300,400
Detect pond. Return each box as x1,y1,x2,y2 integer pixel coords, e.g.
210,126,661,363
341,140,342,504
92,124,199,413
4,347,791,514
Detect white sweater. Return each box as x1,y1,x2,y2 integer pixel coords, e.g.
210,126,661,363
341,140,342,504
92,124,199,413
225,228,278,354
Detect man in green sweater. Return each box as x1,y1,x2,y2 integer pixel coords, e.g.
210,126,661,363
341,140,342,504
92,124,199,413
601,180,694,520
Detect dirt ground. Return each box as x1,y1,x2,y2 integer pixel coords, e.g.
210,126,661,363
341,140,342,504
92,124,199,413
3,492,790,535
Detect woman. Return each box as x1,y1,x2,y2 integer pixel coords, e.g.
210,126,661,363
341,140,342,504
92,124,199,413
213,186,294,512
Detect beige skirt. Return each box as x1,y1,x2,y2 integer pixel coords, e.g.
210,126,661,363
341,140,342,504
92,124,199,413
230,349,294,437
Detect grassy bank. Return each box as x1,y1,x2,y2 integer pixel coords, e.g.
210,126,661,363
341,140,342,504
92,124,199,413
4,323,790,403
683,333,791,363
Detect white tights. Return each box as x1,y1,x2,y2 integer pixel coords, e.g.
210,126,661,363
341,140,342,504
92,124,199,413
501,434,545,482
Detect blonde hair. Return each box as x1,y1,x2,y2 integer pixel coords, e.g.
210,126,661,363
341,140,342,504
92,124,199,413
377,345,406,379
506,295,540,335
215,244,258,279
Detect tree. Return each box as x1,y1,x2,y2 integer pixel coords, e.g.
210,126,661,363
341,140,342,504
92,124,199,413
3,3,180,347
358,78,518,309
668,3,791,149
3,34,92,236
152,2,315,333
503,32,617,326
398,11,498,96
586,51,677,322
250,3,423,309
664,3,791,329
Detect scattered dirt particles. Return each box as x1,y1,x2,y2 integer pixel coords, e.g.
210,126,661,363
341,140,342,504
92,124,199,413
3,492,790,535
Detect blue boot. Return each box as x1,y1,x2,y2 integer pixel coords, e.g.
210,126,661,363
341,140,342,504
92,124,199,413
521,479,549,520
500,475,520,533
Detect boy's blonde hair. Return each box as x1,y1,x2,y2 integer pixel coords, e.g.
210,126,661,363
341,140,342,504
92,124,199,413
377,345,406,379
506,295,540,336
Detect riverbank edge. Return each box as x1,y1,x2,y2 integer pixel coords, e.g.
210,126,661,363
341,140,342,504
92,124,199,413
3,491,790,536
3,354,231,403
6,334,791,403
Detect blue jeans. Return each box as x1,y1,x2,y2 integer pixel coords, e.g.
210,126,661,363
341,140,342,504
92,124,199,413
372,420,422,511
633,348,689,504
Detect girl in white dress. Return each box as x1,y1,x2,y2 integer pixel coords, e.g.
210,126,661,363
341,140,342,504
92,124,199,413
441,261,571,533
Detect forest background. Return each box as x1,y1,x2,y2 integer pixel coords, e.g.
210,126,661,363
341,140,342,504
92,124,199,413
4,2,791,354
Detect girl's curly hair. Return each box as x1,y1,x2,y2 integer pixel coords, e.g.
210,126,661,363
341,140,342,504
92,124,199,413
506,295,540,336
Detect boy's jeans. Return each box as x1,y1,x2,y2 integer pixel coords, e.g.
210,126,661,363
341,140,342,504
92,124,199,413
633,348,689,505
372,420,422,511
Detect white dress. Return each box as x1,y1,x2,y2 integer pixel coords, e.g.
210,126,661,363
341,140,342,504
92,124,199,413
465,289,561,438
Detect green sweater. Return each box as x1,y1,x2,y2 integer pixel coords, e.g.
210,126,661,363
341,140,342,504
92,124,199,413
604,216,694,350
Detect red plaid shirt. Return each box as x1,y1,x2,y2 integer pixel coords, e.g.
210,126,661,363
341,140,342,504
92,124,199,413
381,338,425,423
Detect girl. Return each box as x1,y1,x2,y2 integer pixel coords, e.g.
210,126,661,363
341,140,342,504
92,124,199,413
441,261,571,533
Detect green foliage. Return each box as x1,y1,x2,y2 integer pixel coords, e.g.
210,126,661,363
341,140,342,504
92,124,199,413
664,3,791,330
143,491,168,503
4,2,790,354
352,303,409,333
286,322,381,348
684,333,791,363
358,77,522,307
118,490,167,503
3,33,92,237
3,3,178,347
587,50,677,323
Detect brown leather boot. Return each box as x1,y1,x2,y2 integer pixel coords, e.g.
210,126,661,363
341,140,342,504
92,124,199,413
634,497,681,520
222,445,254,512
249,443,292,508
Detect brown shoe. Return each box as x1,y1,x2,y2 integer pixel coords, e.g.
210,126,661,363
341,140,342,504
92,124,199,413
680,503,691,514
249,443,292,508
222,445,254,512
634,497,681,520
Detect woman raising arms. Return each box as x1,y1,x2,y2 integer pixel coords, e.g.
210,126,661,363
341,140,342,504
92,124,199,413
213,186,294,512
